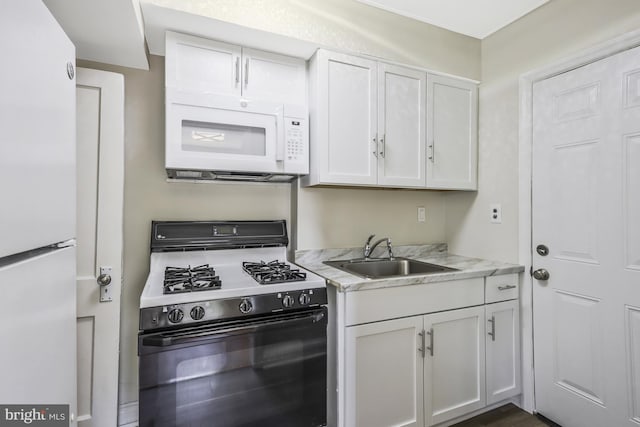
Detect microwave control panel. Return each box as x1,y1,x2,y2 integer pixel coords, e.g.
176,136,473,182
285,118,308,170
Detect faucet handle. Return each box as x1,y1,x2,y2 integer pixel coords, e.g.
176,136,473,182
363,234,375,258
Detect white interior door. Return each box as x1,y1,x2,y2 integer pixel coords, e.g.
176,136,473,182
532,45,640,427
76,68,124,426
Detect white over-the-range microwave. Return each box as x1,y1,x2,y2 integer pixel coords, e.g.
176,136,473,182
165,88,309,182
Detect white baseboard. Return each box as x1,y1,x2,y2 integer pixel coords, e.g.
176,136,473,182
118,401,138,427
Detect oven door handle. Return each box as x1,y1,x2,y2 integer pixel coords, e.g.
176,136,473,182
142,309,326,348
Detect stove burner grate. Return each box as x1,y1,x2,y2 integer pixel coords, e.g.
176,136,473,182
242,260,307,285
163,264,222,294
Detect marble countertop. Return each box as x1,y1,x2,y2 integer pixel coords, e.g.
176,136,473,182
294,244,524,292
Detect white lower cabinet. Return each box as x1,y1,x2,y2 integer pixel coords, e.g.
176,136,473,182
345,316,424,427
485,299,521,405
340,275,521,427
425,306,486,425
345,306,486,427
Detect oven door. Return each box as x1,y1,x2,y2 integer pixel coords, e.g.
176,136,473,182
139,307,327,427
166,89,286,174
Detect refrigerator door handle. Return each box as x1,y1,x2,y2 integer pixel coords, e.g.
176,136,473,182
56,239,76,248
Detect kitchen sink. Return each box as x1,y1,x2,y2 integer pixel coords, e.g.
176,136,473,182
323,257,457,279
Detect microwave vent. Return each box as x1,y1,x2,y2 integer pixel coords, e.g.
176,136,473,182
167,169,296,183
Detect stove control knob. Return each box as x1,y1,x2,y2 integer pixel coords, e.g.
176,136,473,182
239,298,253,314
282,295,295,308
168,308,184,324
299,293,311,305
190,306,205,321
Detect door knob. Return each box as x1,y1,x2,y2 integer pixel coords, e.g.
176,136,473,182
532,268,550,281
97,273,112,286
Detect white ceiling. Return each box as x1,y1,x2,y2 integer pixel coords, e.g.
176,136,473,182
42,0,550,69
355,0,550,39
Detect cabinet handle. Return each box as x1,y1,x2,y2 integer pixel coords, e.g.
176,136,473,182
498,285,517,291
244,57,249,87
235,57,240,85
418,330,426,358
426,328,434,356
488,315,496,341
372,136,378,158
428,141,435,162
379,135,385,158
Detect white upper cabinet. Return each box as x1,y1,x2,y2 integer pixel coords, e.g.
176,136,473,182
377,63,426,188
307,50,378,186
165,31,306,105
426,74,478,190
304,50,427,188
304,49,477,190
241,48,306,105
165,32,241,96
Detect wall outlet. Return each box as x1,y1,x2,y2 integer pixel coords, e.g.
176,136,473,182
417,206,426,222
490,204,502,224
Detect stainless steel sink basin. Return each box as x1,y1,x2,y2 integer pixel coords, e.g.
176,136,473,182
323,257,457,279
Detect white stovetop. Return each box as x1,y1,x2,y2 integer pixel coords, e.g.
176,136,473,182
140,247,326,308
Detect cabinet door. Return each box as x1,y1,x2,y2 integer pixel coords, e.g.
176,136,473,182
377,63,426,187
486,300,521,405
241,48,306,105
165,31,241,96
345,316,424,427
426,74,478,190
314,50,378,185
424,306,486,425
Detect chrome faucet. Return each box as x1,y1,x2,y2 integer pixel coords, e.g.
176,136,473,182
363,234,394,260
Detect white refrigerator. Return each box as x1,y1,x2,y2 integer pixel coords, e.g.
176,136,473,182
0,0,77,422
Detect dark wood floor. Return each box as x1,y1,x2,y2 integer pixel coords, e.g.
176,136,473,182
452,404,561,427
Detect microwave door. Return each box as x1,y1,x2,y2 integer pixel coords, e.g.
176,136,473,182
167,101,284,173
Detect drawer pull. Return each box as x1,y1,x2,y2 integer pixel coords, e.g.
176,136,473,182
488,315,496,341
498,285,516,291
426,328,434,357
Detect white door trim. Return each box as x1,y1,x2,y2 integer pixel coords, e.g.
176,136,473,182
518,28,640,413
76,67,125,426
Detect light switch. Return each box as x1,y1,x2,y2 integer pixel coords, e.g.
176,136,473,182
417,207,426,222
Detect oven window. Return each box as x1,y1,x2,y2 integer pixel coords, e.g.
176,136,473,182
139,309,327,427
181,120,267,156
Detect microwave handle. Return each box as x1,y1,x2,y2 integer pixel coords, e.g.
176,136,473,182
276,109,285,162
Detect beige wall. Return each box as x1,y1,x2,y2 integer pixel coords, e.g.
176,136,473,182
296,186,446,250
150,0,480,78
153,0,480,251
445,0,640,263
79,55,293,405
83,0,640,411
82,2,481,407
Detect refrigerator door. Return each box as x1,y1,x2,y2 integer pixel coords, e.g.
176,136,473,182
0,246,76,416
0,0,76,258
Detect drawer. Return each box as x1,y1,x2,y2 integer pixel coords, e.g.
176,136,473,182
485,274,519,303
344,277,484,326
